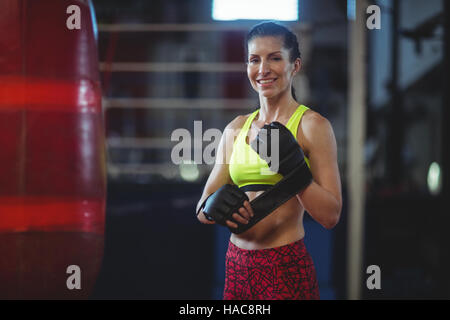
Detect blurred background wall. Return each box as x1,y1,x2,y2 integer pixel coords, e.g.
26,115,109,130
87,0,449,299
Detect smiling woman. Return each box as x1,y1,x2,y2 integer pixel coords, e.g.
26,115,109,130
246,22,302,101
196,21,342,300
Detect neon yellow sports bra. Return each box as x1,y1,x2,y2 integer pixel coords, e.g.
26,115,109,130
229,105,310,190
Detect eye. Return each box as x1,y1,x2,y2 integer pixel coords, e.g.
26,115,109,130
272,56,282,61
248,58,259,64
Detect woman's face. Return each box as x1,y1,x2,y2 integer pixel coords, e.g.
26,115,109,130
247,36,299,99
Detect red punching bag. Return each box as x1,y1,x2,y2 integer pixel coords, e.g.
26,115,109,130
0,0,106,299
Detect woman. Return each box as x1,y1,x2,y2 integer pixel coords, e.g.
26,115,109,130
196,21,342,300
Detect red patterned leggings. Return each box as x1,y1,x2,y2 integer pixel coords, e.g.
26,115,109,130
223,238,320,300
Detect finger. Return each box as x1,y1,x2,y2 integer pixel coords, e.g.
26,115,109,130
238,206,251,220
204,218,216,225
226,220,238,229
243,201,254,218
232,213,248,225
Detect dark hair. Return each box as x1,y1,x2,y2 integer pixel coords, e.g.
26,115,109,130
245,21,301,101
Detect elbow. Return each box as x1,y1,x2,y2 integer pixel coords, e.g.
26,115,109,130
322,208,341,230
305,193,342,229
323,218,338,230
325,198,342,229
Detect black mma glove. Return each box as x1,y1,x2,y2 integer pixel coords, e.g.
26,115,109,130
197,184,249,227
250,121,312,188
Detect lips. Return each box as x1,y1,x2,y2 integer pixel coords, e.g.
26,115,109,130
256,78,277,86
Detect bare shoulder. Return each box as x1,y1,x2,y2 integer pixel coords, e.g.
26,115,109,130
218,113,253,164
222,113,252,142
226,113,251,131
303,109,332,129
298,109,336,153
300,110,334,137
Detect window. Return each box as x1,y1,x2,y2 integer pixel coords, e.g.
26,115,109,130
212,0,299,21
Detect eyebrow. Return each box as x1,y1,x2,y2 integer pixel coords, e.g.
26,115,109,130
249,51,283,57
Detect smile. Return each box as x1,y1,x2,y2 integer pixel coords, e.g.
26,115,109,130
257,78,277,85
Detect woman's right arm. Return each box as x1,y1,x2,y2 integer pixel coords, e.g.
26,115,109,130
196,115,246,224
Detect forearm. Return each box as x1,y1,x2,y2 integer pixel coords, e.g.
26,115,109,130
298,181,341,229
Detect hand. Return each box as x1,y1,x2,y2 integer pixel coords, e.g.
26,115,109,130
250,121,308,176
225,200,254,229
200,184,252,229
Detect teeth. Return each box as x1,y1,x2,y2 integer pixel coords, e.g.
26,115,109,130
259,79,275,84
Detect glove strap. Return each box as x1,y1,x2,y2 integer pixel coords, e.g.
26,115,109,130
229,162,312,234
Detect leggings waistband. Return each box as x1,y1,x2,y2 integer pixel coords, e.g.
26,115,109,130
226,238,308,265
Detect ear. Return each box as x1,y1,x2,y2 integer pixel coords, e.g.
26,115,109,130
292,58,302,75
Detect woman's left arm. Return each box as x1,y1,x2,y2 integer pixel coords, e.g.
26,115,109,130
297,112,342,229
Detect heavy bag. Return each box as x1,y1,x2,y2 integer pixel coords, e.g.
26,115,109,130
0,0,106,299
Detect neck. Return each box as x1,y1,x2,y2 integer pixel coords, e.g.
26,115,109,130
257,91,299,123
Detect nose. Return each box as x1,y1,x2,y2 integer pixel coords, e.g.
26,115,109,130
258,59,271,75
